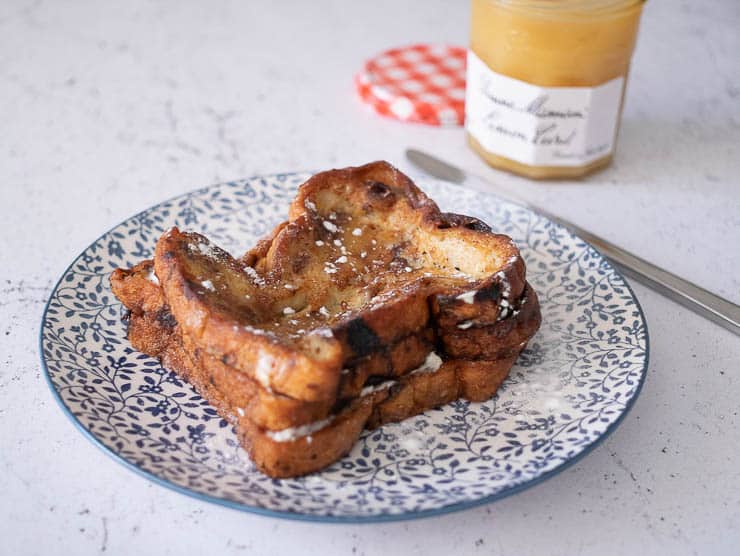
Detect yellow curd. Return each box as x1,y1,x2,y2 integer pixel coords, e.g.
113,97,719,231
466,0,645,179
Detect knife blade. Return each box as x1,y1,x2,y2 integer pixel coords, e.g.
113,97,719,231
406,148,740,337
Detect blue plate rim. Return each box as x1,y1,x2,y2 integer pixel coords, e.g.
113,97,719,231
39,171,650,524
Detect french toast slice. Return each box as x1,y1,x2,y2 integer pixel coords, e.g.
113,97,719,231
124,304,517,477
111,161,542,477
154,162,526,403
237,356,519,478
113,262,439,430
439,283,541,360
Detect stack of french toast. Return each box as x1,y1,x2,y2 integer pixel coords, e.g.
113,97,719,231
111,162,541,477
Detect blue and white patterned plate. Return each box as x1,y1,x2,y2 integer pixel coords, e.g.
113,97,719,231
40,173,648,522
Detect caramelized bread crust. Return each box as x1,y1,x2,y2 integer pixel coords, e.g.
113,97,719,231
110,161,542,477
154,162,527,402
114,263,442,430
243,355,518,479
127,306,519,477
439,284,542,360
127,309,441,431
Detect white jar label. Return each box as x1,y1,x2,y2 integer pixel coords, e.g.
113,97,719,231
465,51,624,167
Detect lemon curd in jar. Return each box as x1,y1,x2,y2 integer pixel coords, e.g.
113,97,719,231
466,0,645,179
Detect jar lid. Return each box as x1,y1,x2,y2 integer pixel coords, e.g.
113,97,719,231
354,44,467,127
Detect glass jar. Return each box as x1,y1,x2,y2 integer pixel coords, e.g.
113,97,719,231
465,0,645,179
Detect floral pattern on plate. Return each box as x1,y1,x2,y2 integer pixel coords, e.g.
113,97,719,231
40,173,648,522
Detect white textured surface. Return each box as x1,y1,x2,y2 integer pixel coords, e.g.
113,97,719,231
1,0,739,554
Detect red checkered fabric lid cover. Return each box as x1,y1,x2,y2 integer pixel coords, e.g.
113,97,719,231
355,44,467,127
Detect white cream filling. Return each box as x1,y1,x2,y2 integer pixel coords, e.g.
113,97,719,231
145,268,159,285
494,270,512,298
265,417,334,442
254,353,274,391
410,351,443,375
359,379,396,397
456,290,477,304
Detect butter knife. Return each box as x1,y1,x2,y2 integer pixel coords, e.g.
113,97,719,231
406,148,740,336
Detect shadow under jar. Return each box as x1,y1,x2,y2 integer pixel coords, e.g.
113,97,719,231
465,0,645,179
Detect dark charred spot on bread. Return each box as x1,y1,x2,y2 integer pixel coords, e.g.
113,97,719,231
439,213,492,233
365,180,397,209
221,353,237,366
345,318,382,357
365,180,393,198
162,250,176,261
331,397,351,413
291,252,310,274
474,282,501,304
155,309,177,330
387,382,404,397
363,375,388,387
462,218,491,233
